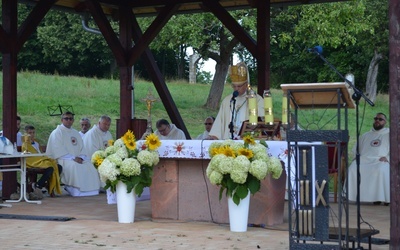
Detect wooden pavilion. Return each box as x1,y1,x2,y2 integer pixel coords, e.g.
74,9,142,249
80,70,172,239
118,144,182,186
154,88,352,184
1,0,399,247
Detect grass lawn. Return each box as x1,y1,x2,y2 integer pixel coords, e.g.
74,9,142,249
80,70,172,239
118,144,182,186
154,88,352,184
0,71,389,159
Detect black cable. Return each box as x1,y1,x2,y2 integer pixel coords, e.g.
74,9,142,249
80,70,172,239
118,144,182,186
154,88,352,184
200,139,215,223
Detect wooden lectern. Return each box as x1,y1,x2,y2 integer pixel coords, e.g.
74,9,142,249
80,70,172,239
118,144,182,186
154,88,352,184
281,82,355,109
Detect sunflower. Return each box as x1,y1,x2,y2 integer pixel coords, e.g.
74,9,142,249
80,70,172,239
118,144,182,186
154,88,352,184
209,147,221,156
145,133,161,150
221,145,236,157
125,139,137,151
93,155,104,168
122,130,136,143
242,134,256,146
108,139,114,146
122,130,136,151
237,148,254,160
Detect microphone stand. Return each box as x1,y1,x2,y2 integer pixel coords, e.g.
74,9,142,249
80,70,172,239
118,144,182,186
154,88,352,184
229,99,236,140
313,50,374,250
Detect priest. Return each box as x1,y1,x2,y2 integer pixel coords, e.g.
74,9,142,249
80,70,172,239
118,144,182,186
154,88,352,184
47,111,101,197
347,112,390,205
208,62,264,140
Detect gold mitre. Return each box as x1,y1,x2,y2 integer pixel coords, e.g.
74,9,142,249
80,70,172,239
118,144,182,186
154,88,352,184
229,62,248,85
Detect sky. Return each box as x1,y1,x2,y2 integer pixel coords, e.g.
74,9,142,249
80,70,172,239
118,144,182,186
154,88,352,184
187,47,239,78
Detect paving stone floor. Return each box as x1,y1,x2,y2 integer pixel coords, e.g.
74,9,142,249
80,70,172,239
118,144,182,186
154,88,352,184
0,193,390,249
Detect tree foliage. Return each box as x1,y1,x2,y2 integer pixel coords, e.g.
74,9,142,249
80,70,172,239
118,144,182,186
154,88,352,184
268,0,389,93
3,6,113,77
1,1,390,96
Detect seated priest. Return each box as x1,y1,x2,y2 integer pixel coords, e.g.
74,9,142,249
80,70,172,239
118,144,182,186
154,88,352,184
347,112,390,205
46,111,101,197
154,119,186,140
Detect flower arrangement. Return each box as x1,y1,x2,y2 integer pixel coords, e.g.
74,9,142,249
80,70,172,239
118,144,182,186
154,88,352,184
206,134,283,205
91,130,161,196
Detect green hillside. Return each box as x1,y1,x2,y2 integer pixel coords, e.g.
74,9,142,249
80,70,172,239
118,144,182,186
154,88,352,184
0,71,390,158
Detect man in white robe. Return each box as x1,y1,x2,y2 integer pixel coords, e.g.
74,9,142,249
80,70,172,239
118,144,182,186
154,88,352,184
79,117,91,139
196,117,214,140
347,112,390,205
83,115,113,159
154,119,186,140
47,111,100,197
208,62,264,140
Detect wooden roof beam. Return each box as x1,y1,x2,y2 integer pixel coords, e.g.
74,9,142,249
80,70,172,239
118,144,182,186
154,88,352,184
17,0,57,51
85,0,127,66
129,3,180,65
202,0,257,56
131,17,190,138
0,26,11,53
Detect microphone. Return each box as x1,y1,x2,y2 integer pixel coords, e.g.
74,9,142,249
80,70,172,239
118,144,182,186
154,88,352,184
231,91,239,102
307,45,323,54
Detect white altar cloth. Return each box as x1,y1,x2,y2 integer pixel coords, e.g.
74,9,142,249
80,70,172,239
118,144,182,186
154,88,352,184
137,139,289,160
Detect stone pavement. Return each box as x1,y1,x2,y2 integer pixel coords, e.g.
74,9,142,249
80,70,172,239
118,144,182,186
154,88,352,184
0,193,390,249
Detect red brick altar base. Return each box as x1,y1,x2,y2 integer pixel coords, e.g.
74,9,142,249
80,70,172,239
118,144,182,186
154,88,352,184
150,158,286,226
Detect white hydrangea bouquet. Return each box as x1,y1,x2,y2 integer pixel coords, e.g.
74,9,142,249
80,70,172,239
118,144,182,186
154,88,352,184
91,130,161,196
206,134,283,205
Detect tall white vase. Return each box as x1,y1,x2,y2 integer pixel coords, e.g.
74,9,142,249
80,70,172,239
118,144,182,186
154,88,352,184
227,191,250,232
116,181,136,223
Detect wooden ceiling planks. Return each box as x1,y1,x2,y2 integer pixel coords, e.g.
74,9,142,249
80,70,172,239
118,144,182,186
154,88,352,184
19,0,346,17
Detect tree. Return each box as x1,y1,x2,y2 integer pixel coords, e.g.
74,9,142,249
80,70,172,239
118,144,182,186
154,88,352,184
1,6,115,78
35,10,114,77
269,0,389,98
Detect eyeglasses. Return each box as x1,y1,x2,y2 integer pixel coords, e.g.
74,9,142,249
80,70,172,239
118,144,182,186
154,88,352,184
374,117,385,122
204,123,213,125
63,117,74,121
158,126,169,134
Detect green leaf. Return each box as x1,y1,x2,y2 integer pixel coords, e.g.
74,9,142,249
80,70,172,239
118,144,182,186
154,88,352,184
235,185,249,199
259,139,268,149
219,187,225,201
135,183,144,197
232,193,241,205
247,175,261,195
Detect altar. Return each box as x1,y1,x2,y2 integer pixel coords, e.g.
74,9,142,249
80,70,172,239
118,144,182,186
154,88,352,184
147,140,289,226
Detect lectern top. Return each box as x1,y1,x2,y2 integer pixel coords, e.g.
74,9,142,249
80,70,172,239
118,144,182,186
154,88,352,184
281,82,355,109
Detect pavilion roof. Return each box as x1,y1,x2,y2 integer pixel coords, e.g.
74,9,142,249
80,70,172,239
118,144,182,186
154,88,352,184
20,0,345,17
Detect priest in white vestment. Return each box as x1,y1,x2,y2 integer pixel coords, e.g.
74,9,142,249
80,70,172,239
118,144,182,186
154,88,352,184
195,116,215,140
78,117,91,139
154,119,186,140
46,111,100,197
347,112,390,204
83,115,113,159
208,62,264,140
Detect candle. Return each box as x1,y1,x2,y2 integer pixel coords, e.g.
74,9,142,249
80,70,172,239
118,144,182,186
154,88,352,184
263,90,274,125
248,97,257,109
249,110,257,124
264,95,272,107
282,94,288,124
265,108,274,124
247,87,258,125
248,98,257,124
